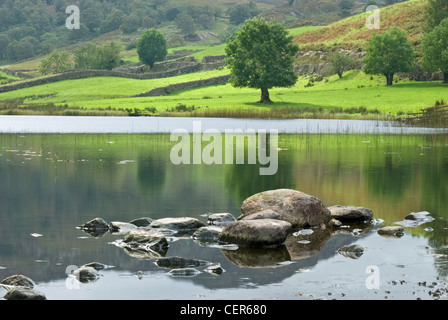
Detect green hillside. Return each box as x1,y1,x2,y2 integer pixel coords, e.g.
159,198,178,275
294,0,427,52
1,0,447,120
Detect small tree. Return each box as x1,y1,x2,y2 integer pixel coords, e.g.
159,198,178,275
363,27,416,86
137,29,167,68
225,17,299,103
422,17,448,83
329,51,358,78
39,50,73,75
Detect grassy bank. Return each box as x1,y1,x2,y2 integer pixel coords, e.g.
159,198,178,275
1,69,447,119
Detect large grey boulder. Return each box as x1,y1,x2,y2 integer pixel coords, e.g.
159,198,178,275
239,209,283,221
241,189,331,228
218,219,292,248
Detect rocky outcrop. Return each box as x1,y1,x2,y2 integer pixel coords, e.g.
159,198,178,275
240,189,331,228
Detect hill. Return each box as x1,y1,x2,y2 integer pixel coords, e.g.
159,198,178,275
293,0,427,52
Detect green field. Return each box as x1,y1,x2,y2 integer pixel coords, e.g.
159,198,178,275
1,68,447,118
1,20,447,119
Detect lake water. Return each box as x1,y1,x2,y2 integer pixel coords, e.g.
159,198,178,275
0,116,447,301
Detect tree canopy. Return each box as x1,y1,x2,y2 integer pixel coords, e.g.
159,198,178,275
422,17,448,83
137,28,167,68
225,17,299,103
363,27,416,85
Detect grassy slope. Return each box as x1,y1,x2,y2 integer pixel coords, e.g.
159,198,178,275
294,0,427,52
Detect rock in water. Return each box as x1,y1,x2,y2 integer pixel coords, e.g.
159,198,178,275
77,217,110,236
239,209,283,221
337,244,364,259
1,274,35,288
155,256,212,269
207,213,236,226
150,217,205,232
71,266,101,283
327,205,373,223
218,219,292,248
4,288,46,300
377,226,404,238
241,189,331,228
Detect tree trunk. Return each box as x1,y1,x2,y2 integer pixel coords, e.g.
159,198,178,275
258,88,273,103
443,71,448,84
385,73,394,86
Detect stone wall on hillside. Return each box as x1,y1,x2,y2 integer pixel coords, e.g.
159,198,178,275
131,74,231,97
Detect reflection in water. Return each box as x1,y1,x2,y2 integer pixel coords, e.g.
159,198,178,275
0,132,447,299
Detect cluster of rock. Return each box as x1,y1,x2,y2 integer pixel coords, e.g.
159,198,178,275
77,188,421,257
0,275,46,300
4,188,433,299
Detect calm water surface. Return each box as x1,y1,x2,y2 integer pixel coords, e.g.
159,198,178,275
0,116,447,300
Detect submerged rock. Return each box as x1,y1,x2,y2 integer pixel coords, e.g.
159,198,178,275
77,217,110,237
337,244,364,259
240,189,331,227
109,221,138,234
395,211,435,227
221,245,291,268
328,205,374,223
4,287,46,300
129,217,153,227
218,219,292,248
113,228,170,257
82,262,112,271
207,213,236,226
150,217,205,233
205,263,225,275
71,266,101,283
168,268,201,277
155,256,212,269
378,226,404,238
192,226,222,246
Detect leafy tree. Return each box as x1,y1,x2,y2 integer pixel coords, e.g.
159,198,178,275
425,0,448,31
363,27,416,85
339,0,355,10
329,51,358,78
175,12,196,36
6,38,37,61
121,14,139,34
225,17,299,103
421,17,448,83
96,41,121,70
39,49,73,75
137,28,167,68
228,3,259,25
74,41,121,70
74,43,98,69
100,8,125,33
